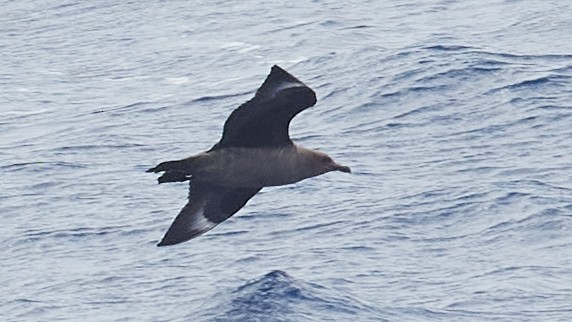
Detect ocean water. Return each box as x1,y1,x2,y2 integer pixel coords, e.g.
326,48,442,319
2,0,572,321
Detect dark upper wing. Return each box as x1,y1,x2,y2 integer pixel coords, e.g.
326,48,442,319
210,65,317,150
157,180,261,246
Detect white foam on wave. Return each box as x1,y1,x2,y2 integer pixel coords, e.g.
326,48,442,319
165,77,190,85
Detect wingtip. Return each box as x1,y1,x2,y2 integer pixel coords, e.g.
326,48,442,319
271,64,285,72
157,235,184,247
156,240,169,247
156,232,197,247
269,65,295,80
254,64,313,103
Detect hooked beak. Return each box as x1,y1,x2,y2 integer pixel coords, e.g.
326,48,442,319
334,164,351,173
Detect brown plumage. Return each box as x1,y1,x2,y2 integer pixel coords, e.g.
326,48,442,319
148,65,350,246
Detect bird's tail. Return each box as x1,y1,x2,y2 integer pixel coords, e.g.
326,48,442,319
147,158,195,184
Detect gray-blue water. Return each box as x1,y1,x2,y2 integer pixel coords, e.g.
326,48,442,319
2,1,572,321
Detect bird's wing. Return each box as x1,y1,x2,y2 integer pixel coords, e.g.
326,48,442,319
210,65,317,150
157,180,261,246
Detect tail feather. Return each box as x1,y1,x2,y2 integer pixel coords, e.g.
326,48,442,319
147,160,181,173
148,157,197,183
157,171,191,184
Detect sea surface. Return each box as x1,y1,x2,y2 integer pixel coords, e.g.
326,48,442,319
2,0,572,321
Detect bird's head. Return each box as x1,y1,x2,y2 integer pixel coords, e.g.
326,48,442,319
309,150,351,176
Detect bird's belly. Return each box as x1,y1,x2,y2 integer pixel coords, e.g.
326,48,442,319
222,163,297,187
197,148,301,188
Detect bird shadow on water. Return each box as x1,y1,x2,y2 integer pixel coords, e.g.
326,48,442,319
194,270,382,322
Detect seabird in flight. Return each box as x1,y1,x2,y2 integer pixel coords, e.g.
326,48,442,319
147,65,350,246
